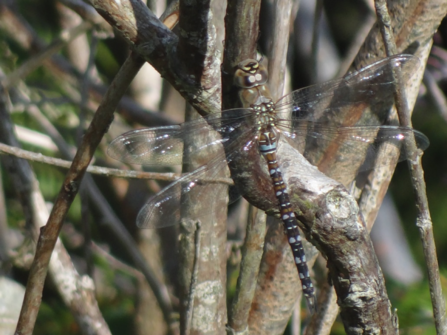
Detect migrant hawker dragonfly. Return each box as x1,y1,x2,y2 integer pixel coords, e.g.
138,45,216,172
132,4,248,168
108,54,429,311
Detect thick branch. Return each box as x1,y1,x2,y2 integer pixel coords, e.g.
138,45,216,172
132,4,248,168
89,0,221,116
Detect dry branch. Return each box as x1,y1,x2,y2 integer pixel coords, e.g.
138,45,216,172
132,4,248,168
13,53,147,335
0,142,232,184
374,0,447,333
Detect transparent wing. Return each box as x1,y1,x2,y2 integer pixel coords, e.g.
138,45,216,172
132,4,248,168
278,123,429,185
275,54,420,124
107,109,255,166
139,121,430,228
109,53,428,227
137,163,226,228
273,54,426,185
136,130,258,228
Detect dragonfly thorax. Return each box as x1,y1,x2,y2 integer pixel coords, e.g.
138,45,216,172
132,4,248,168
253,100,277,130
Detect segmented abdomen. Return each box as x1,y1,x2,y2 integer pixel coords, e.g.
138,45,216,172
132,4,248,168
259,130,316,311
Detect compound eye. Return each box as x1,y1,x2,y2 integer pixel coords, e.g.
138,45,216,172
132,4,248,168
234,59,269,88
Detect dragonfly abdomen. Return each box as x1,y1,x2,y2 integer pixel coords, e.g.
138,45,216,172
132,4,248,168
259,129,316,311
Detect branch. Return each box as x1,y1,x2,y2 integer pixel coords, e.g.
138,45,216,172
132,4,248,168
13,52,146,335
0,88,111,335
0,2,175,128
1,21,92,89
90,0,222,116
0,142,232,184
374,0,447,332
228,207,266,332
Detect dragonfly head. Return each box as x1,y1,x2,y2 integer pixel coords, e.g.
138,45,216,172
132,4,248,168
234,59,273,108
234,59,268,88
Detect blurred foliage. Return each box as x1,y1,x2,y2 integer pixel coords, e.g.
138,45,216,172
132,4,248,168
35,300,79,335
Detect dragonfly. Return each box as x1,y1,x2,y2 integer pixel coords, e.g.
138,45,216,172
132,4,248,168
108,54,430,312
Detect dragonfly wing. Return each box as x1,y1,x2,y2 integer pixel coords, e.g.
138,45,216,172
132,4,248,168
108,125,186,165
137,162,227,228
108,110,254,166
367,126,429,163
275,54,424,185
135,123,259,228
280,124,429,186
275,54,420,125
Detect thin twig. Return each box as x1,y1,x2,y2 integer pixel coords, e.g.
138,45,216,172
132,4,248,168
1,21,92,89
267,0,293,100
0,142,233,184
423,70,447,123
304,282,338,335
14,125,59,152
374,1,447,333
0,142,174,180
184,222,201,335
0,84,112,335
310,0,324,83
90,242,144,280
14,53,147,335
